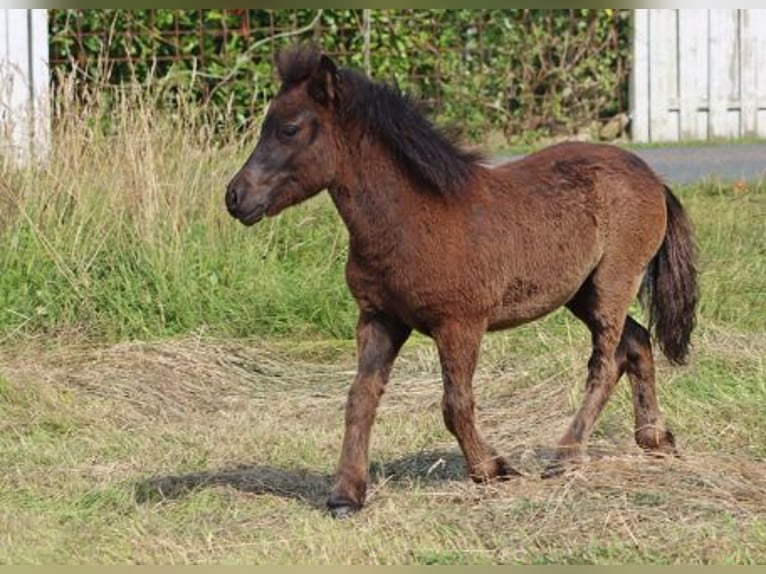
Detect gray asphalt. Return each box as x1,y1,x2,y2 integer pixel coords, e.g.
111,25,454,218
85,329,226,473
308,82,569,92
502,142,766,185
632,143,766,185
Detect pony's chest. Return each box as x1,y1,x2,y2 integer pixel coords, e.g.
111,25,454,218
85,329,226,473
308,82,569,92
346,244,493,335
344,254,450,331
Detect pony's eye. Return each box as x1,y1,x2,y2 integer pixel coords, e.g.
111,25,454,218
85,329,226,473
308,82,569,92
280,124,299,139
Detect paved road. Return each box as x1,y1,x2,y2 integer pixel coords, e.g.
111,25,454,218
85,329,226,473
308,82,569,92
502,142,766,185
632,143,766,185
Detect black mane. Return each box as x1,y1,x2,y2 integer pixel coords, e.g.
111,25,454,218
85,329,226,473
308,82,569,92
339,69,484,197
276,45,484,198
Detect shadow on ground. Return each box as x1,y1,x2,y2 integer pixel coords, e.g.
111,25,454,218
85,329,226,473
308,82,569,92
134,449,469,510
132,445,636,510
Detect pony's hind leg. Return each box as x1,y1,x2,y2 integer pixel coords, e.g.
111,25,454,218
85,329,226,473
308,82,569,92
543,273,638,477
434,319,520,482
620,316,676,454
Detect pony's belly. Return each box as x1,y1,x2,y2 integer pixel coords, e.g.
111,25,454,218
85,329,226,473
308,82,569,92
487,273,589,330
487,298,565,330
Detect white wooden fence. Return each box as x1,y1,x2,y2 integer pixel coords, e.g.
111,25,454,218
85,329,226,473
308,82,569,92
0,9,48,164
631,9,766,143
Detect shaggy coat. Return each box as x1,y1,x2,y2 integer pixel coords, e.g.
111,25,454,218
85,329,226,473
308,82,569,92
226,44,699,517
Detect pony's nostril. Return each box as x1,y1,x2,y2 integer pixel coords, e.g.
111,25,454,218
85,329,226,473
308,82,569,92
225,184,239,211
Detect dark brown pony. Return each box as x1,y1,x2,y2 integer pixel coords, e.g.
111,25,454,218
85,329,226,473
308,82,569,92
225,45,699,518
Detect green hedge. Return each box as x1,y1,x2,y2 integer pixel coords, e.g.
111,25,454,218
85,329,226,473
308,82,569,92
49,9,632,144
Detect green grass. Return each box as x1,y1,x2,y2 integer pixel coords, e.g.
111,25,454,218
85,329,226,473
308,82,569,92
0,87,765,564
0,89,355,343
687,184,766,331
1,90,763,343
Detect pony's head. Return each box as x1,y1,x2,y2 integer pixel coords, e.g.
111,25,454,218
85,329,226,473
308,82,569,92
225,44,341,225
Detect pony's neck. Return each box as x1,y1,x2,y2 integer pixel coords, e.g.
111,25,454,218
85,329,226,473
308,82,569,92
328,139,425,257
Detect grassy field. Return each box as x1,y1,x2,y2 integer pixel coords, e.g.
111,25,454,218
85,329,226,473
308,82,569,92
1,91,765,564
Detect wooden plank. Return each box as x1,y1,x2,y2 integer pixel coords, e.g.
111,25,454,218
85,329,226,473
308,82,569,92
0,9,48,164
708,9,740,139
29,8,49,160
0,9,19,160
648,9,679,141
739,10,758,138
0,11,6,56
630,9,650,142
748,9,766,138
678,9,709,141
3,9,32,162
0,9,10,159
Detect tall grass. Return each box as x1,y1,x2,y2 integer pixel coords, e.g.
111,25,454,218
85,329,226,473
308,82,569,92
683,183,765,332
0,78,763,344
0,78,355,343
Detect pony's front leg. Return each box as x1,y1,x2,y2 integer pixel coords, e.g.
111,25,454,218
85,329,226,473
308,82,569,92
327,312,411,518
434,320,520,482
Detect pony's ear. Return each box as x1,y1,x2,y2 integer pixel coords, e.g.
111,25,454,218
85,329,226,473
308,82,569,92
308,54,339,107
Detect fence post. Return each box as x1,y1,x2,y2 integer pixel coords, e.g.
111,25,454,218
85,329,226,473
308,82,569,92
630,9,650,142
0,8,49,166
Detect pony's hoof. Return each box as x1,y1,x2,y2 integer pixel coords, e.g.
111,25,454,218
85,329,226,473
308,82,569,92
540,451,582,479
496,457,523,480
637,428,678,457
470,456,522,483
326,493,362,519
541,462,568,479
328,504,358,519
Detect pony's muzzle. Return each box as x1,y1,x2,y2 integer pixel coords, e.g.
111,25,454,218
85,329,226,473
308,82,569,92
225,170,269,225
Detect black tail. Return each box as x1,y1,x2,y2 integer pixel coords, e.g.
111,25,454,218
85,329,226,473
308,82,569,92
640,185,699,365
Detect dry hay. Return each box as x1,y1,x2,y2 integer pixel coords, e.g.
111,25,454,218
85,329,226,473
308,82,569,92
0,336,354,426
1,334,764,540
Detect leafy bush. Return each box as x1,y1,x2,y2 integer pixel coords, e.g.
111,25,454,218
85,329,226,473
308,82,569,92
49,9,632,144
